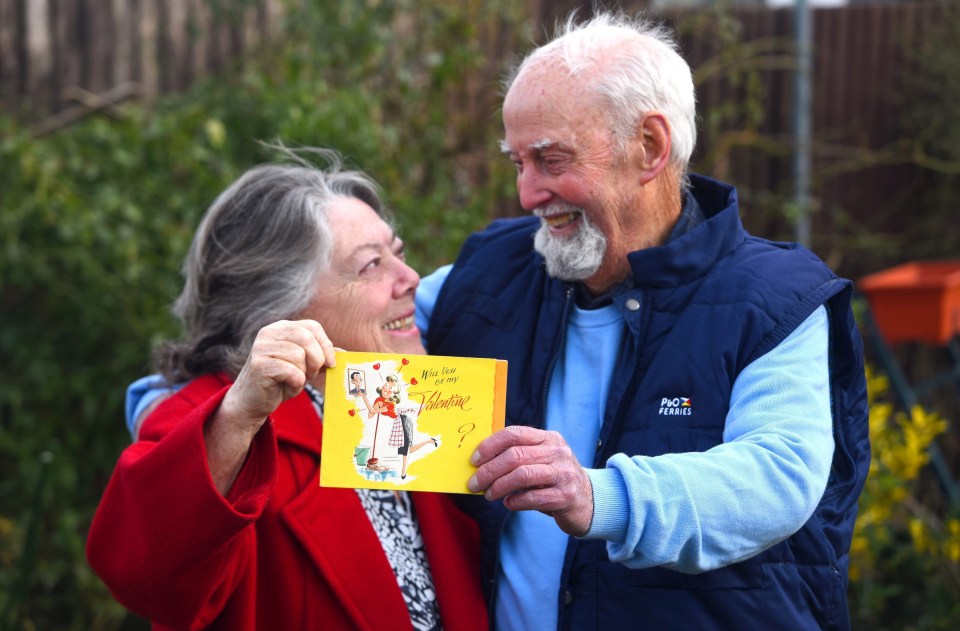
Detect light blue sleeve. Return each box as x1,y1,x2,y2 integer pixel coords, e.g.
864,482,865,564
415,264,453,351
584,305,833,573
124,374,181,440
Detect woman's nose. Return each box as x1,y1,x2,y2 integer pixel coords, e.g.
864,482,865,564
394,258,420,296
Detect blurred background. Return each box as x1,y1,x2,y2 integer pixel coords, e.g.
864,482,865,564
1,0,958,628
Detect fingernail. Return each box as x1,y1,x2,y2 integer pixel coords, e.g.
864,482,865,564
467,475,479,492
470,450,481,466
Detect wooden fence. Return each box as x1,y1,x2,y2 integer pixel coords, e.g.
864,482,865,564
1,1,955,267
0,0,954,269
0,0,286,134
2,1,956,287
667,3,948,280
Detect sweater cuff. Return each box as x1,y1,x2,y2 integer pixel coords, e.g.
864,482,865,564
582,467,631,542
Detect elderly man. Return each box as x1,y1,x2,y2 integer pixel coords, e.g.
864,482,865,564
417,11,869,631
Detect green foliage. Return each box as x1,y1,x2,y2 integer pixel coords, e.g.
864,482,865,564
848,366,960,630
897,6,960,263
0,1,520,628
0,94,247,631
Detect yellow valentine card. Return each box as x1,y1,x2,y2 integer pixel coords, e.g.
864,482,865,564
320,351,507,494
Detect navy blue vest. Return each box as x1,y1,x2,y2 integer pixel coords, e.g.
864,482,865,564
428,175,870,630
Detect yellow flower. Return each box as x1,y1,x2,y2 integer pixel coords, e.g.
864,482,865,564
946,519,960,563
909,518,930,553
850,362,954,589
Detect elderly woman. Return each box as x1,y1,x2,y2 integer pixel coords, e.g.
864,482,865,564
86,148,487,631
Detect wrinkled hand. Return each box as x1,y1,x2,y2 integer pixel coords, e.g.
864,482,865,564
220,319,337,435
467,426,594,536
207,320,335,495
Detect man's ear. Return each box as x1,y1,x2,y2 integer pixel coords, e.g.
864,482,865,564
633,113,671,185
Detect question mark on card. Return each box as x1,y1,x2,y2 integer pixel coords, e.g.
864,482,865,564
457,422,476,447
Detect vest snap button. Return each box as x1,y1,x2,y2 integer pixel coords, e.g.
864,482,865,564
625,298,641,311
563,590,573,605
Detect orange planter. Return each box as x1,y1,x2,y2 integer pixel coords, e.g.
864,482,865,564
859,261,960,345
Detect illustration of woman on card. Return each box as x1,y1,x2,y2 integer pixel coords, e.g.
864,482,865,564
359,374,437,479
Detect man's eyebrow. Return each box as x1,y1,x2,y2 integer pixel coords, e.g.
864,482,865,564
499,137,561,155
531,137,556,150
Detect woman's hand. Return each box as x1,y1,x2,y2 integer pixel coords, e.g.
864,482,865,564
206,320,337,494
222,320,336,432
357,390,375,417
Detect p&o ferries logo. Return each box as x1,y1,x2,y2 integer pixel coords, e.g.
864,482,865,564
658,396,692,416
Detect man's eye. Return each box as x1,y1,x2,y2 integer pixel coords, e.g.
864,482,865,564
542,157,563,171
512,160,523,174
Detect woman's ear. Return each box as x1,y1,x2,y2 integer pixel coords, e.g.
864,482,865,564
632,113,671,185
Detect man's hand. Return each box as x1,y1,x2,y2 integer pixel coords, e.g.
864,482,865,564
207,319,336,494
467,426,594,536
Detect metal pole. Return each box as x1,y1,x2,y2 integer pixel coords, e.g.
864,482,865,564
794,0,813,247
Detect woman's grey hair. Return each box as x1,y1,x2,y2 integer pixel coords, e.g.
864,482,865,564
154,145,390,383
503,11,697,181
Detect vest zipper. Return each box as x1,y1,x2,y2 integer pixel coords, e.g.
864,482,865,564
539,286,575,426
489,285,575,621
594,324,631,466
545,285,576,626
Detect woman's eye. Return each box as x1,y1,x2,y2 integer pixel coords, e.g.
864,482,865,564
360,257,381,273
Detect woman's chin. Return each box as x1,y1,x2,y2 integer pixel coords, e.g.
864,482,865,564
380,327,426,355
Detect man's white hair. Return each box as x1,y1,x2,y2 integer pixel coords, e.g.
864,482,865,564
504,12,697,177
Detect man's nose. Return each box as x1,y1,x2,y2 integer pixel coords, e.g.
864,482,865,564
517,168,552,211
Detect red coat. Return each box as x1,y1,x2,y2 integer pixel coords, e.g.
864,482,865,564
87,374,488,630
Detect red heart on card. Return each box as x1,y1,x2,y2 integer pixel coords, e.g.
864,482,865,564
410,377,418,385
348,409,356,416
373,363,380,370
401,358,409,365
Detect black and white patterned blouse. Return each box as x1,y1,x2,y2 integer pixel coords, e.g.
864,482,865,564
306,385,441,630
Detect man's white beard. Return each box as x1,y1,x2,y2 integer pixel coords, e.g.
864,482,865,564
533,207,607,281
